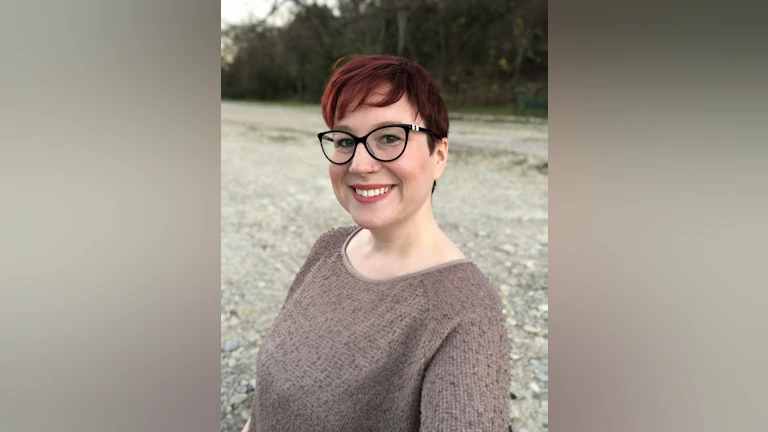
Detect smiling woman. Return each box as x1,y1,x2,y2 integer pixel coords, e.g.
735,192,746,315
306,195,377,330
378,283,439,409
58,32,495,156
244,54,512,432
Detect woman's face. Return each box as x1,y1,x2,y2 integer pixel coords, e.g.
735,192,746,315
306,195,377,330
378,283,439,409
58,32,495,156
328,94,447,230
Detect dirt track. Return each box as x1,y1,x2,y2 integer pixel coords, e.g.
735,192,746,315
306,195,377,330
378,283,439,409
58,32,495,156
221,101,549,432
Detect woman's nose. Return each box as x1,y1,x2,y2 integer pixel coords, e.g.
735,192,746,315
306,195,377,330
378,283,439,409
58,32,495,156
348,142,379,174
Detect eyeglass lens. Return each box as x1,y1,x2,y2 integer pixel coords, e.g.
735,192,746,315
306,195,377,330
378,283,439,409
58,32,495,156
321,126,407,163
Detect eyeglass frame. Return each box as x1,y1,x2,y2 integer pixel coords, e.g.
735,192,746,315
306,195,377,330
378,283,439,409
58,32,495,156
317,123,441,165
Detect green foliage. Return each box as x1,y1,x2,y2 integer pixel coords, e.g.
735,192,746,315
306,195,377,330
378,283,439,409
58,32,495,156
221,0,547,106
513,18,525,37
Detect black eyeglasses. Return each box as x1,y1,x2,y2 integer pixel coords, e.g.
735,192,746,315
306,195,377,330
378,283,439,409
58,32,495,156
318,124,440,165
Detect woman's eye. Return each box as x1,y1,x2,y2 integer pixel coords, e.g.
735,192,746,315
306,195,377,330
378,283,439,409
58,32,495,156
336,139,354,147
381,135,402,144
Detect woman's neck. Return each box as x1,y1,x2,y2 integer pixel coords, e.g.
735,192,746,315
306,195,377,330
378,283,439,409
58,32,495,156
359,202,445,259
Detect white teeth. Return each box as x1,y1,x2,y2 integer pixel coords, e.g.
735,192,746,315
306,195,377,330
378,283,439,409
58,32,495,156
353,187,390,197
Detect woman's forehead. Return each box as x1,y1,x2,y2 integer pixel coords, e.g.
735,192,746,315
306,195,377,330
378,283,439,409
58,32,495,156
334,95,420,129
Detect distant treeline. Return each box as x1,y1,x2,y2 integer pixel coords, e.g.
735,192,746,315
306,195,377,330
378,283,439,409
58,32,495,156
221,0,547,107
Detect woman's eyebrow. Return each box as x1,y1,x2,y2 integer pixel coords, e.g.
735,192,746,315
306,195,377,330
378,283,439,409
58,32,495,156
334,121,405,132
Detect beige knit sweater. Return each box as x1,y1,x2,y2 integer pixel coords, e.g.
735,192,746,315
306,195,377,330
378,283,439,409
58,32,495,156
248,226,511,432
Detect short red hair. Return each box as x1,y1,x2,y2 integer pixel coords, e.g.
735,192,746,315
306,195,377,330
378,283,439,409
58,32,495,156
320,54,449,155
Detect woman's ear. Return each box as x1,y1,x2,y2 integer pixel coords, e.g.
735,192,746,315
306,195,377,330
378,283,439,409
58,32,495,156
433,137,449,180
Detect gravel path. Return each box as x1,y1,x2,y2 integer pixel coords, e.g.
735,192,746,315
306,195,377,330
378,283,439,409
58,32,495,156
221,101,549,432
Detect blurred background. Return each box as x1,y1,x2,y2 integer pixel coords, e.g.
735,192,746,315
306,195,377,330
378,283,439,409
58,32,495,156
221,0,547,113
221,1,548,432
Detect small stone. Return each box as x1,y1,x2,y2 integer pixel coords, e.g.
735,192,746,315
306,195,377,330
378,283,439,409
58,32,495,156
240,410,250,420
506,318,517,326
500,284,511,295
537,235,548,245
529,382,541,393
236,385,248,393
224,340,240,352
503,309,515,318
225,405,232,413
509,392,517,399
249,379,257,389
478,231,487,236
511,353,522,360
537,304,548,312
230,393,248,405
534,371,549,382
228,358,237,368
500,244,517,254
523,325,541,334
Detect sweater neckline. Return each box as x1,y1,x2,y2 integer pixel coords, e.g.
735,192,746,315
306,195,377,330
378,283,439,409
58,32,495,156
340,226,473,284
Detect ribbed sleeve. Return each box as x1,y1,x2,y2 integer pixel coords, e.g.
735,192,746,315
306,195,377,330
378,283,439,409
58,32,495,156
419,314,510,431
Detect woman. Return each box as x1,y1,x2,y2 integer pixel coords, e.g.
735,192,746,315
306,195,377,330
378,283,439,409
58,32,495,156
244,54,511,432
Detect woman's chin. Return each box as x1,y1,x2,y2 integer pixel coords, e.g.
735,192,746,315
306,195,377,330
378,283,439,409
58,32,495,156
349,212,393,230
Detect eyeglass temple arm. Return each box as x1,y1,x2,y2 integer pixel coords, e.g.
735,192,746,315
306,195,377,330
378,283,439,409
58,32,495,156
410,124,440,137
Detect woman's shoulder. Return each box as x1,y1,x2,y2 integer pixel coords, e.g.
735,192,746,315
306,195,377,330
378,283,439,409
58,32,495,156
419,262,504,321
417,263,508,354
307,225,359,257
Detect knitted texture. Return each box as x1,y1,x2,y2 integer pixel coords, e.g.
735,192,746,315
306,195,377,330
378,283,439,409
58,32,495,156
248,226,511,432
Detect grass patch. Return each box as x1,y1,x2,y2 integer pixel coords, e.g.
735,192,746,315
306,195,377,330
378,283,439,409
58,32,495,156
271,99,316,107
267,133,296,143
222,97,317,108
450,104,548,119
222,98,546,121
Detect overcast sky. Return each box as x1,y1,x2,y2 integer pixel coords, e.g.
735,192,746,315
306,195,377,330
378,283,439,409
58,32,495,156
221,0,336,28
222,0,273,27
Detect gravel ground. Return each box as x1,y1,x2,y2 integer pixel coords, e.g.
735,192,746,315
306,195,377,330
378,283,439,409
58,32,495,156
221,101,549,432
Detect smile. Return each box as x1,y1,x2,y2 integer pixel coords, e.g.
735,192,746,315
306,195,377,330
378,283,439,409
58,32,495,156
349,185,395,204
354,187,389,197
